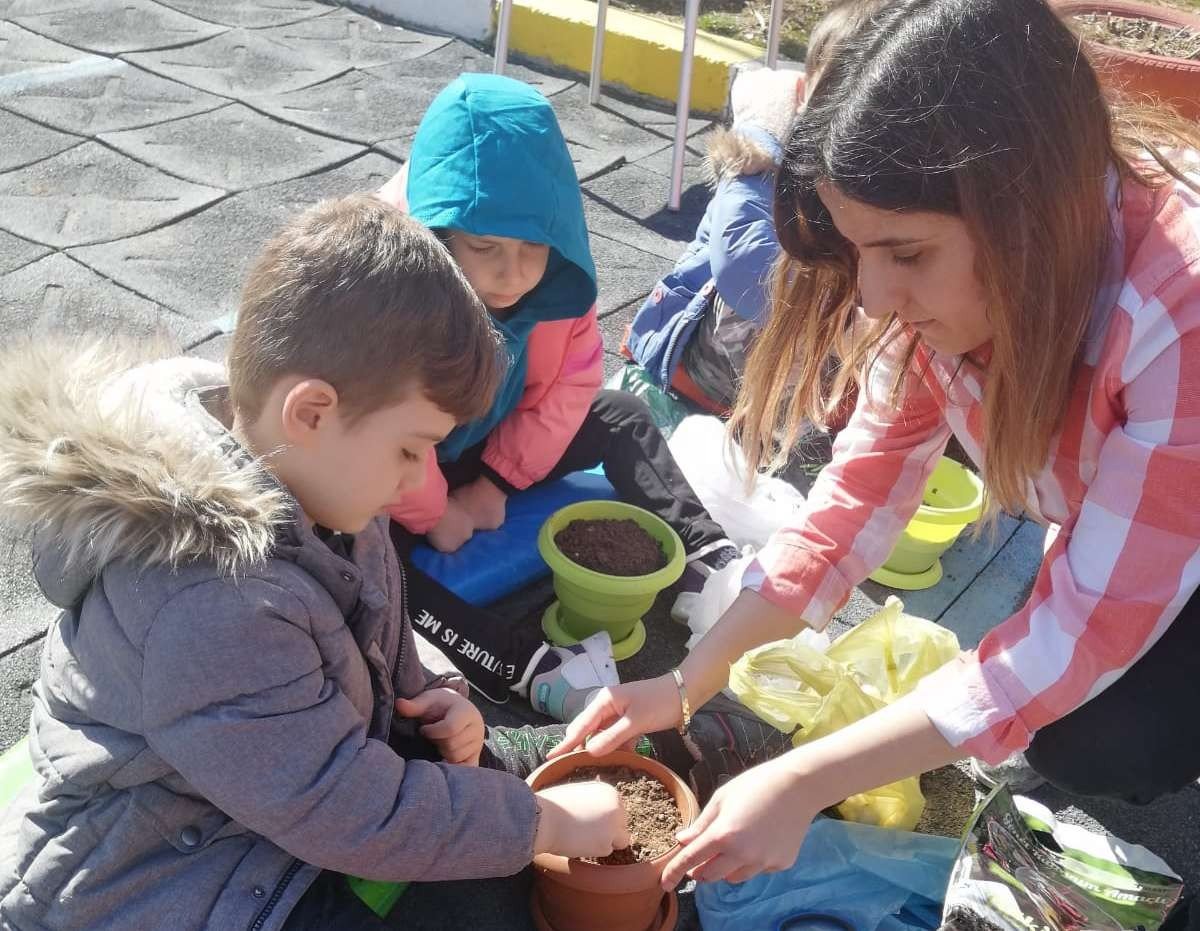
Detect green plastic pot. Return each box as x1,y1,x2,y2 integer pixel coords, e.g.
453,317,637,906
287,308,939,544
870,458,985,591
538,500,685,660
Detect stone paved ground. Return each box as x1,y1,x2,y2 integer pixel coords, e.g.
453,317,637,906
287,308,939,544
1,3,1197,929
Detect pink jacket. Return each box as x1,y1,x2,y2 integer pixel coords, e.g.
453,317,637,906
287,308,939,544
378,167,604,533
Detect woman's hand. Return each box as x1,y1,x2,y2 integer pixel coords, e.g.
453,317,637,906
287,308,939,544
395,688,485,766
662,755,817,888
548,674,684,758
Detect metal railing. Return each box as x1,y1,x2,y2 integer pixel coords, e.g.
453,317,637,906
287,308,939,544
493,0,785,211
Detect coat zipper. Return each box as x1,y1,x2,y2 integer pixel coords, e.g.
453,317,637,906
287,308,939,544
248,858,302,931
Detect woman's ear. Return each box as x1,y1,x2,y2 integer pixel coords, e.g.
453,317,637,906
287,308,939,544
280,379,339,447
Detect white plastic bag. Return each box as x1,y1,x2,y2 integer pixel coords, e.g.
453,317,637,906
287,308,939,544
667,415,807,550
677,549,829,654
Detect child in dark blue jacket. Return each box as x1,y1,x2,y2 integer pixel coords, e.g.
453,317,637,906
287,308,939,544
626,0,881,414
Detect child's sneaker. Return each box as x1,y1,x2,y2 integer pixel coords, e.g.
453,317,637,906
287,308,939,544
644,692,793,803
674,540,739,596
522,632,619,723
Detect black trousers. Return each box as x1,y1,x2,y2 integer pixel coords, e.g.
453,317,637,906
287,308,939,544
1023,586,1200,931
394,390,727,699
1024,584,1200,805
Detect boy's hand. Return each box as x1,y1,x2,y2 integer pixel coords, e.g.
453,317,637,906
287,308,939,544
428,499,475,553
395,688,485,766
533,782,630,858
450,476,507,532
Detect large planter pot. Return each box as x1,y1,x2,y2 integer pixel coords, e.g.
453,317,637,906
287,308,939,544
538,500,685,660
1055,0,1200,121
527,749,699,931
869,457,985,591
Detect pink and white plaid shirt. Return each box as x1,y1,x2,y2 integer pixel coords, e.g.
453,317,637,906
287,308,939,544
744,166,1200,764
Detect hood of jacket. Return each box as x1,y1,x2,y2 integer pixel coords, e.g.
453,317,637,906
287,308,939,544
406,73,597,460
0,341,289,608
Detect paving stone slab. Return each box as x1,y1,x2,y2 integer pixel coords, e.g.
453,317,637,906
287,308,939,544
101,102,364,191
597,297,638,349
0,637,41,752
0,141,224,248
0,230,50,276
11,0,225,56
154,0,332,30
939,519,1045,648
590,231,672,318
365,39,576,101
125,27,348,99
0,108,82,172
186,331,231,363
632,132,711,179
584,162,708,260
256,8,451,70
0,21,89,81
0,58,225,135
860,512,1023,623
1,252,211,345
250,68,420,146
0,519,55,659
73,152,400,320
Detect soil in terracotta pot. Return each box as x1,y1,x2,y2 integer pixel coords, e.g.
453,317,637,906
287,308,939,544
1073,12,1200,59
913,765,978,838
554,519,667,576
559,766,683,864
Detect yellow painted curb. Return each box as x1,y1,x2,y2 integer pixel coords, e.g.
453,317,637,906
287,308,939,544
509,0,762,113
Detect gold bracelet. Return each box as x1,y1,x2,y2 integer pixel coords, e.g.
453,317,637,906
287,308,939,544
670,667,692,736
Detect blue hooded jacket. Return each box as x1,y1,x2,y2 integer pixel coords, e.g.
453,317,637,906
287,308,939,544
626,125,781,389
405,74,597,463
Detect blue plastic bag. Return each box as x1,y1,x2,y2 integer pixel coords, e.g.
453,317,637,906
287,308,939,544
695,817,958,931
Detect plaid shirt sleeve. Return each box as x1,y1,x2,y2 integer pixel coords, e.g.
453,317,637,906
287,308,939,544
920,265,1200,764
742,333,952,628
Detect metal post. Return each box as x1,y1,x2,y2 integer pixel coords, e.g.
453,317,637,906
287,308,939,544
669,0,701,211
765,0,783,68
494,0,513,74
588,0,610,105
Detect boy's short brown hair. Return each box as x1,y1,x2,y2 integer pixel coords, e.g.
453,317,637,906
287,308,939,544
229,194,502,426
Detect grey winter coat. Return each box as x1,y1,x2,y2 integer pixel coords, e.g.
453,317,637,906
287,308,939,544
0,346,538,931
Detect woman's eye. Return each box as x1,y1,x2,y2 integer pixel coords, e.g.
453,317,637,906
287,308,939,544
892,251,922,266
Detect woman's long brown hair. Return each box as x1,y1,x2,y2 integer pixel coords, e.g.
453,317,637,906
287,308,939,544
730,0,1200,519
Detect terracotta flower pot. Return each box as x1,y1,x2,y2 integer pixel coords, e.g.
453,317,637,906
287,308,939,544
526,749,700,931
1055,0,1200,121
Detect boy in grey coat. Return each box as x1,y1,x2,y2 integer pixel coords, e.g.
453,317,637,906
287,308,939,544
0,195,630,930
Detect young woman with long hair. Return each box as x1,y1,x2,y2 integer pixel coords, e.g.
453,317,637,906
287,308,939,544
554,0,1200,909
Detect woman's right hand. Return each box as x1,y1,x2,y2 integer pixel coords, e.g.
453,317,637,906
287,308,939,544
549,674,684,758
533,782,630,858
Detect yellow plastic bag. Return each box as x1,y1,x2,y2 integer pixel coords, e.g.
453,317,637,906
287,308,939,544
728,597,959,831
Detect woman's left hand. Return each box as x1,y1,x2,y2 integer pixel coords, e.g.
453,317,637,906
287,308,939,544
661,755,818,889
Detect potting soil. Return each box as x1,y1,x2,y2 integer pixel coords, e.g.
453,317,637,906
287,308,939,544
913,766,977,839
562,766,682,864
554,519,667,577
1073,12,1200,59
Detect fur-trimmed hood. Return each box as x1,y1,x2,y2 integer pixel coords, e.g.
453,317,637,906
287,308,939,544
704,126,780,185
0,341,289,606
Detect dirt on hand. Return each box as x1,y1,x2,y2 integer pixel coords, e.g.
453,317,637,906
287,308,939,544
1073,12,1200,59
554,518,667,577
560,766,683,864
913,765,978,839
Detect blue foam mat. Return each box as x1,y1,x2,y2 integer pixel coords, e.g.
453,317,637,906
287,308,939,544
408,470,616,606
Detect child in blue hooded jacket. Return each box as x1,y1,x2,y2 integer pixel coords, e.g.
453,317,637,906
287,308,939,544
380,75,739,715
626,1,878,415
